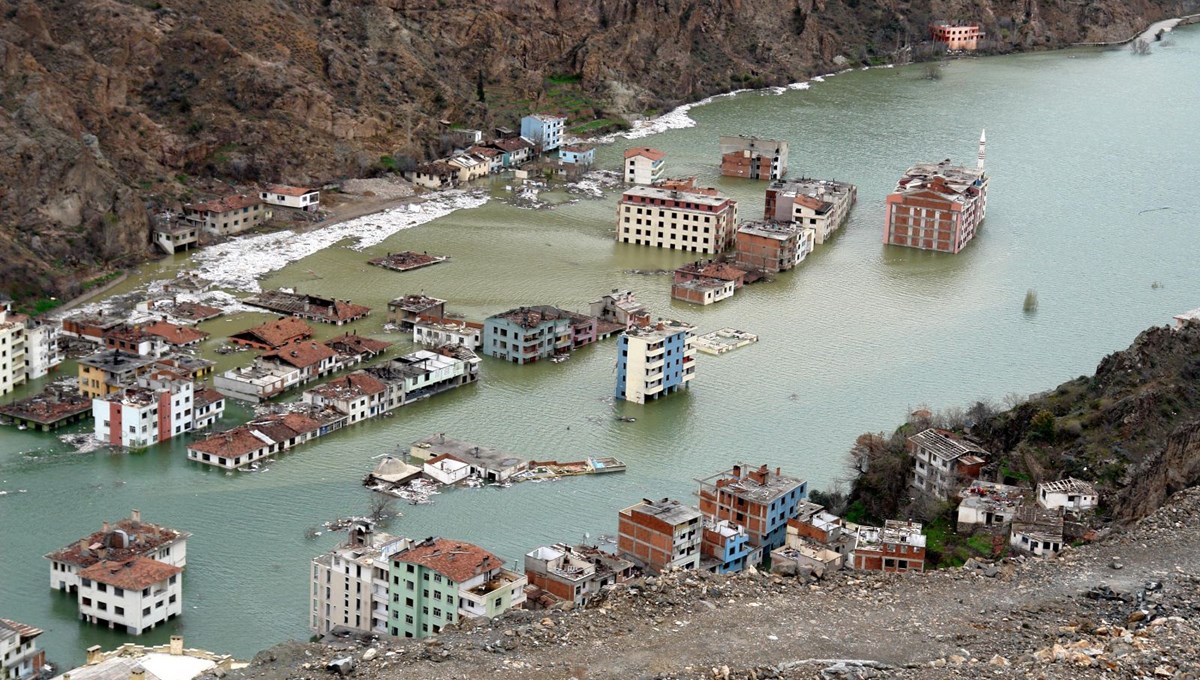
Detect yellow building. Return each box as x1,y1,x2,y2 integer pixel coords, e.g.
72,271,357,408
76,351,157,399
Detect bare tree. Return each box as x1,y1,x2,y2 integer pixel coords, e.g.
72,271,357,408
368,494,396,524
922,61,945,80
1130,38,1151,56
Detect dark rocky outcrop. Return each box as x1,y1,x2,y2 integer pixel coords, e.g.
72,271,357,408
1,0,1197,300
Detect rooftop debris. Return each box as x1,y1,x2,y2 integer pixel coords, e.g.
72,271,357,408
368,251,449,272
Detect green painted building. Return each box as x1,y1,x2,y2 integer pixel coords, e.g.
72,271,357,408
388,537,527,639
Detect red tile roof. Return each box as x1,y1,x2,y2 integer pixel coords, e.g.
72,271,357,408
194,388,224,409
143,321,209,345
625,147,665,161
325,333,393,356
263,341,337,369
0,619,43,641
80,557,181,590
45,516,188,567
231,317,313,348
310,371,387,399
189,194,262,214
393,538,504,583
264,184,315,197
186,427,267,457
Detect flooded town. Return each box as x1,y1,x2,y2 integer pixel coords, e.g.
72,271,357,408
2,11,1199,680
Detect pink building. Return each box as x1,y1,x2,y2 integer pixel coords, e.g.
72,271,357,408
932,23,982,51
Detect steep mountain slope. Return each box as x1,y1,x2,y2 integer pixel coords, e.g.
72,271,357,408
1,0,1195,300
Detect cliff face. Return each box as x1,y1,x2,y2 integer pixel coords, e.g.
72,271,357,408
1,0,1196,300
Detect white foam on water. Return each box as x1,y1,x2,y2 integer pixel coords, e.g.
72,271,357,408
191,191,489,292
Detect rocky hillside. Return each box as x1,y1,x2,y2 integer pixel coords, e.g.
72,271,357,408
214,487,1200,679
2,0,1197,302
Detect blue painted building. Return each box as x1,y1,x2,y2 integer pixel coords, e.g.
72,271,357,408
698,464,808,551
520,114,566,152
701,519,755,574
615,320,696,404
483,306,572,365
559,144,595,166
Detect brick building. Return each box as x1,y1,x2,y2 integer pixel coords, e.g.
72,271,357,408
734,221,815,273
697,464,808,551
719,136,789,181
931,23,982,50
883,131,989,253
849,520,926,573
617,498,703,574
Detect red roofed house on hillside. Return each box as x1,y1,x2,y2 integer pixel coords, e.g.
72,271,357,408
77,557,183,634
259,185,320,212
228,317,313,350
389,537,527,638
183,194,271,238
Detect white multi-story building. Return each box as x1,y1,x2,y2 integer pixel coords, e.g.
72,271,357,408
1010,506,1064,557
615,320,697,404
45,510,189,595
77,557,182,635
0,306,27,398
191,388,226,431
92,370,195,448
520,113,566,152
616,185,738,254
301,372,387,426
908,428,988,498
0,618,44,680
623,148,666,184
23,321,62,381
310,522,411,636
365,347,479,412
412,318,483,349
764,179,857,245
1036,478,1098,513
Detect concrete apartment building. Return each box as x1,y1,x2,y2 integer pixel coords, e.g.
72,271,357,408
623,148,666,184
0,305,27,397
697,463,808,551
908,428,988,498
77,351,158,399
310,521,412,636
409,434,527,483
734,221,815,273
483,306,572,364
92,369,197,448
183,195,271,238
617,498,703,574
388,538,526,639
520,113,566,152
45,510,189,594
103,327,169,358
719,135,788,181
932,23,982,50
259,185,320,212
76,557,183,635
524,544,635,607
616,184,738,254
559,144,595,166
301,372,387,426
413,317,483,349
615,320,696,404
764,178,857,244
0,619,44,680
1036,478,1098,513
884,131,989,253
849,520,926,573
185,410,333,470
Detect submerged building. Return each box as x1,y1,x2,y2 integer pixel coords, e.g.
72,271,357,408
615,320,696,404
883,131,989,253
615,183,738,254
719,135,789,181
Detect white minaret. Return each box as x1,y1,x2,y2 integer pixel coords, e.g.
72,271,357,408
976,129,987,170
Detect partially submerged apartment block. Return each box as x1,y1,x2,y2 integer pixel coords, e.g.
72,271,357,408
883,131,988,253
734,221,816,274
44,510,189,635
719,135,788,181
763,178,856,245
615,320,696,404
616,182,738,254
